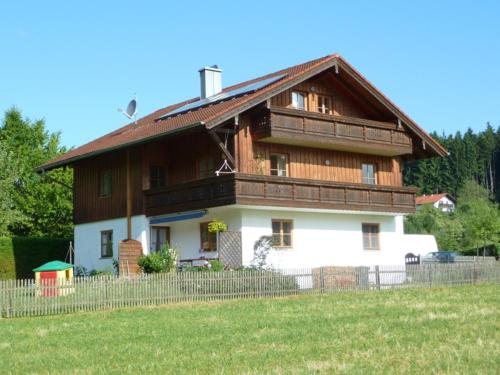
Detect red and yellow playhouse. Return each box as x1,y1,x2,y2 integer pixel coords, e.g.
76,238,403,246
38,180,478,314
33,261,74,297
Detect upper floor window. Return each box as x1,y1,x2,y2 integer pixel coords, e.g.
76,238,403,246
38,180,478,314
270,154,288,177
272,219,293,248
317,95,332,114
99,169,112,197
362,163,376,185
200,222,217,252
362,223,380,250
291,91,306,110
198,156,215,179
150,165,167,188
100,230,113,258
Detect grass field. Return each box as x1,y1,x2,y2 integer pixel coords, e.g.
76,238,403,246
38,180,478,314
0,285,498,374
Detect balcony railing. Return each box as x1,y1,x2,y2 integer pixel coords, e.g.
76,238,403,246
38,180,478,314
252,107,413,156
145,173,417,216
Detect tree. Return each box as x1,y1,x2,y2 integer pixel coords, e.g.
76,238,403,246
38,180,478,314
456,181,500,255
0,144,23,235
0,108,73,238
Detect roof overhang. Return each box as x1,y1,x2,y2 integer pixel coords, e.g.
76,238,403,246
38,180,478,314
36,121,205,172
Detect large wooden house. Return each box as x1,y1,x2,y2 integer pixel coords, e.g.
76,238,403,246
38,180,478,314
39,54,446,272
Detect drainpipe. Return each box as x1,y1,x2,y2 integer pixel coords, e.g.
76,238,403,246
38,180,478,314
126,148,132,240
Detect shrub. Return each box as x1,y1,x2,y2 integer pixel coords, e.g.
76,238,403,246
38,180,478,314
209,259,224,271
138,245,177,273
178,269,299,296
89,268,114,276
179,259,225,272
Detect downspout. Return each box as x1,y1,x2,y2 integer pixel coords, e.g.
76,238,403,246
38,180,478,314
126,148,132,240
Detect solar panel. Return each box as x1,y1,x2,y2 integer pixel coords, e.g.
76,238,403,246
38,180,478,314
157,73,287,120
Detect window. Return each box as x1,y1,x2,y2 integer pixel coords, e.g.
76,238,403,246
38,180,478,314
200,222,217,252
317,95,332,114
270,154,288,177
150,165,166,188
198,156,215,179
291,91,306,110
272,220,293,247
362,163,376,185
100,230,113,258
150,226,170,252
362,224,380,250
99,169,112,197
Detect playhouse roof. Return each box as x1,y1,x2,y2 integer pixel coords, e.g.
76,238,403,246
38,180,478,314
33,261,74,272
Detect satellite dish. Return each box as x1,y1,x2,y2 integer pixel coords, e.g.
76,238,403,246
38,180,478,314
118,97,138,122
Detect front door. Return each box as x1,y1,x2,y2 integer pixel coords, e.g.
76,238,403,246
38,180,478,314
150,226,171,252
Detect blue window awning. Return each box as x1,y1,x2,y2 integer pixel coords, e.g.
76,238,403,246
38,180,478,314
149,210,207,225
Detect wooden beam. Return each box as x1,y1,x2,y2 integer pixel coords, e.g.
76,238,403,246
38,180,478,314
209,130,237,167
214,128,237,135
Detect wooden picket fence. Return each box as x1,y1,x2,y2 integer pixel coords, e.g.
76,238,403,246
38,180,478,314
0,263,498,318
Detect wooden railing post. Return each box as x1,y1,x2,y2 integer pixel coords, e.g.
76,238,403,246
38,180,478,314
375,265,381,291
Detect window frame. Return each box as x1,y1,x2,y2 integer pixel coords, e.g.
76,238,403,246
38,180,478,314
316,94,332,114
100,230,113,258
99,169,112,197
362,223,380,250
150,226,171,252
361,163,377,185
149,165,167,189
291,91,307,110
271,219,293,248
269,153,288,177
199,222,217,252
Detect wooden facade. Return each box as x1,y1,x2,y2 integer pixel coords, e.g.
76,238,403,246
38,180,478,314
73,72,421,224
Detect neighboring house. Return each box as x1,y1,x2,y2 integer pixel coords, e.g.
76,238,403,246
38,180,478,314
416,193,456,213
38,54,445,272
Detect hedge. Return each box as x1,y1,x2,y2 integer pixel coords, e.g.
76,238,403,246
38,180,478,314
0,237,71,280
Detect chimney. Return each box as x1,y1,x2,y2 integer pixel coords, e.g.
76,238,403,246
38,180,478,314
199,65,222,99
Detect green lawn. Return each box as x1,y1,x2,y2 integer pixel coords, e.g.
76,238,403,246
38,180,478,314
0,285,498,374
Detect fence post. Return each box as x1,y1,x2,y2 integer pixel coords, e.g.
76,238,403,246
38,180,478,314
375,265,381,291
428,265,432,287
320,267,325,294
7,281,13,318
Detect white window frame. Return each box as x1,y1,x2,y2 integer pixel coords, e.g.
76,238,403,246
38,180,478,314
270,154,288,177
291,91,306,110
362,223,380,250
100,230,113,258
272,219,293,248
362,163,377,185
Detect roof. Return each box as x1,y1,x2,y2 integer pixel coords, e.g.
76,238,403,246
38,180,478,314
39,54,448,171
416,193,455,205
33,261,74,272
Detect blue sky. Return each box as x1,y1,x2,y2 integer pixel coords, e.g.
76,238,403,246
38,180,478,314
1,1,499,148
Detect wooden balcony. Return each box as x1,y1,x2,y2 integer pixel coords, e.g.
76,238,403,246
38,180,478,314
145,173,417,216
252,107,413,156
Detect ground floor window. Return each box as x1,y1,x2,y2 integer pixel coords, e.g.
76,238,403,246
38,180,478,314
272,219,293,248
362,223,380,250
100,230,113,258
150,226,170,252
200,222,217,252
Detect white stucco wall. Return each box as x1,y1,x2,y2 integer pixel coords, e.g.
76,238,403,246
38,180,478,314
433,196,456,212
74,215,148,272
239,208,412,268
74,206,439,272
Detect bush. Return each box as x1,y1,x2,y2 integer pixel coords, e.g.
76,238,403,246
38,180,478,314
138,246,177,273
0,237,71,279
178,269,299,296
